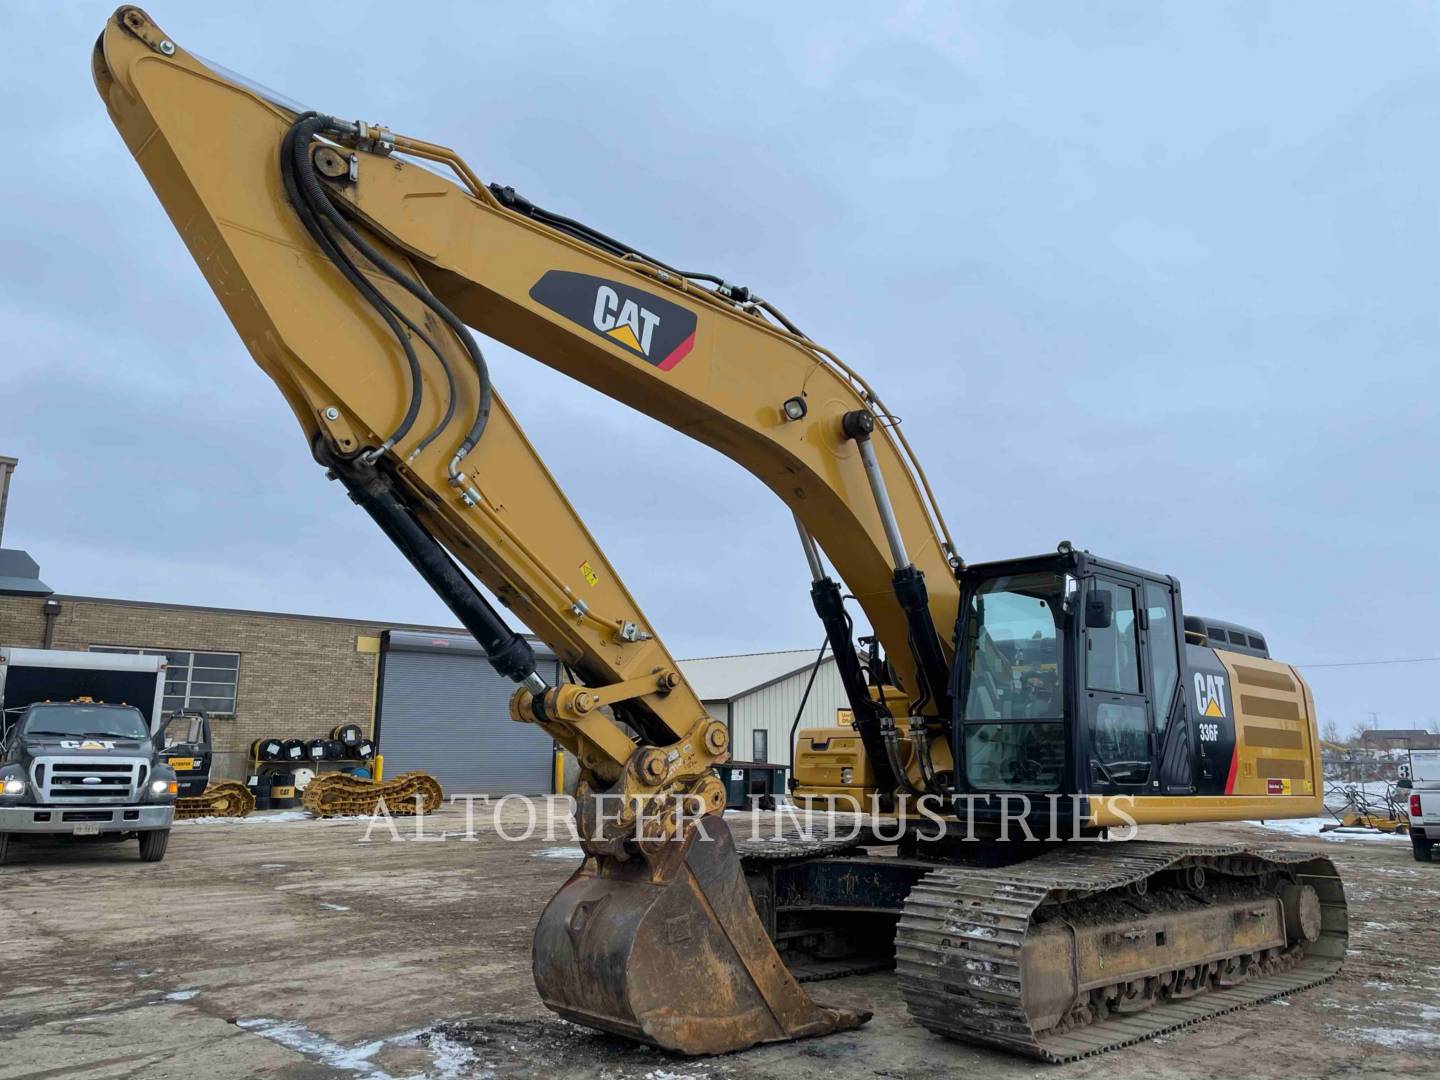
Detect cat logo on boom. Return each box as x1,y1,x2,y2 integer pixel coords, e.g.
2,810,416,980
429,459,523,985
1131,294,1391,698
529,270,698,371
592,285,659,356
1194,672,1227,718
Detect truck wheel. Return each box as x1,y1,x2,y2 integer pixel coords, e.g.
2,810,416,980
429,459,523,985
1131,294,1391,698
138,829,171,862
1412,835,1434,863
0,832,10,865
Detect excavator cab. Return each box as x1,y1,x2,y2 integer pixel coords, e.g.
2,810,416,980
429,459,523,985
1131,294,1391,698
953,549,1195,814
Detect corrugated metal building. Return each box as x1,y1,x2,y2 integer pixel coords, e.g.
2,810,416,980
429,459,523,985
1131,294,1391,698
375,630,561,796
677,649,847,768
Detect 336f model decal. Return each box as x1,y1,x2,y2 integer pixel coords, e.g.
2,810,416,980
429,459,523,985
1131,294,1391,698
529,270,697,370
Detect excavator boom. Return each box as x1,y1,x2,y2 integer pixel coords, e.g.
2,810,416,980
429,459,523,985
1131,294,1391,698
90,5,955,1052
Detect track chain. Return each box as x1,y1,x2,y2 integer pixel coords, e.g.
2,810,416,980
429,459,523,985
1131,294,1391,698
301,771,443,817
175,781,255,819
895,841,1348,1061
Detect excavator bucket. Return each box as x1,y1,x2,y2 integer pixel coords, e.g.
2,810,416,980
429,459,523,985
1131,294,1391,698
533,815,868,1054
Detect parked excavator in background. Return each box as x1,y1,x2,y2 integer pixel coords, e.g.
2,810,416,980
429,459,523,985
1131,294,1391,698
95,8,1347,1061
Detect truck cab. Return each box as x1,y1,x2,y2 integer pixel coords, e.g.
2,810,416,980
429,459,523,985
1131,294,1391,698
0,700,178,863
1406,748,1440,863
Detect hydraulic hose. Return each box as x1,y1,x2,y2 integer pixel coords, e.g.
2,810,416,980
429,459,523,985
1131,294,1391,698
281,114,426,456
786,638,830,792
289,115,493,464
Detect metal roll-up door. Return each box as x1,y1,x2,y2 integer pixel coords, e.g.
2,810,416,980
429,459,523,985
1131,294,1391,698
378,631,559,796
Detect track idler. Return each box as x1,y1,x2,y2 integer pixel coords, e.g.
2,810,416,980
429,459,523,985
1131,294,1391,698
533,814,869,1054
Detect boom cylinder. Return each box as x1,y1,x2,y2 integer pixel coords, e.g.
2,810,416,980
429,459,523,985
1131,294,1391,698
325,448,547,694
842,411,910,571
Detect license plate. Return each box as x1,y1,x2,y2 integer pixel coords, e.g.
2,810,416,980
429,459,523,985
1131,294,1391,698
169,757,196,771
72,823,101,836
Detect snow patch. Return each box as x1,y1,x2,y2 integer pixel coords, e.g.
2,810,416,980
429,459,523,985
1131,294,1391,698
164,990,200,1002
1246,817,1410,842
319,902,350,912
1349,1026,1440,1049
533,847,585,860
235,1017,478,1079
178,811,312,825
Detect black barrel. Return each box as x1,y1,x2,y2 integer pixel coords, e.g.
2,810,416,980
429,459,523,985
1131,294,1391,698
247,773,270,811
304,739,329,761
331,723,364,748
267,770,297,809
253,737,285,761
352,738,376,760
279,739,306,762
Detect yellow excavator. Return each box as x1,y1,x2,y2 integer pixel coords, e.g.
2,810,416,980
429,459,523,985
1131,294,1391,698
94,9,1347,1063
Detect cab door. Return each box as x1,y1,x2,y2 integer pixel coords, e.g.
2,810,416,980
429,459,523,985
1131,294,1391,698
1082,575,1153,793
159,711,213,798
1142,579,1194,793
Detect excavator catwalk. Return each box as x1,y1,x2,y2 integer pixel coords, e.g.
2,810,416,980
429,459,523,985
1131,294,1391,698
94,7,1347,1062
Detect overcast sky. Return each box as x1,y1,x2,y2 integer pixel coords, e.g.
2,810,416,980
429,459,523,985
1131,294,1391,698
2,2,1436,734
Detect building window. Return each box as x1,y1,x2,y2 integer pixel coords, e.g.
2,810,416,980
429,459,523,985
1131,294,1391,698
752,729,768,763
90,646,240,716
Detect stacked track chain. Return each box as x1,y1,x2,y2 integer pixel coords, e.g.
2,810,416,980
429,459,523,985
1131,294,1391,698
175,781,255,819
895,841,1347,1061
301,772,443,817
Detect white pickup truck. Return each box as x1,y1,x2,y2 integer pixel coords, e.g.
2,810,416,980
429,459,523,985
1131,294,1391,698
1406,749,1440,863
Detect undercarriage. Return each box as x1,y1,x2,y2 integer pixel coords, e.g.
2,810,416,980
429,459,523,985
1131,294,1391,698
739,835,1347,1062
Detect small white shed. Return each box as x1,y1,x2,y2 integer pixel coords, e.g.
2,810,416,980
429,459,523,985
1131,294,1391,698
677,649,848,768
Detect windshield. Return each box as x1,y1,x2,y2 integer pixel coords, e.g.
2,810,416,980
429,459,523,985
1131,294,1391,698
960,570,1071,792
963,571,1069,721
20,705,149,741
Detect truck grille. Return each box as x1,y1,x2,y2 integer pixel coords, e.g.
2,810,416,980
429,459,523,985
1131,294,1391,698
29,757,148,803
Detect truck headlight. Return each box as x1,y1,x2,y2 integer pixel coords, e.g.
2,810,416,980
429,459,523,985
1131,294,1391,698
1,777,25,796
151,779,177,795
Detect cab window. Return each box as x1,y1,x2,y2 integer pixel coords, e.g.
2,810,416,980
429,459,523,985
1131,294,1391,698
1086,581,1139,693
1086,579,1149,786
162,714,205,749
960,571,1069,791
1144,580,1180,732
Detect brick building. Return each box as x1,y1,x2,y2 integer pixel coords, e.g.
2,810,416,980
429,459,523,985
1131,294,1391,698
0,590,457,779
0,454,570,790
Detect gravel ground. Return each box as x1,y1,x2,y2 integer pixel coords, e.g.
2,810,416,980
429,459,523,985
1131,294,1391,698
0,804,1436,1079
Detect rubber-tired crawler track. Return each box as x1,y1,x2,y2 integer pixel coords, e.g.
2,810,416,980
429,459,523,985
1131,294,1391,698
895,841,1347,1061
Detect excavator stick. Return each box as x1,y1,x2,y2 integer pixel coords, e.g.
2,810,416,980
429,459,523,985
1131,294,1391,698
534,816,868,1054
